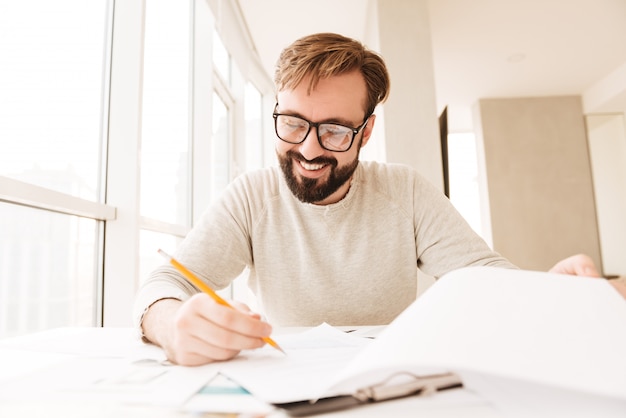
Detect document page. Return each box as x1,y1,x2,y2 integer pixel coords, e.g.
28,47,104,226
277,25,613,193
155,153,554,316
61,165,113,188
321,267,626,418
218,323,370,404
326,267,626,401
0,327,219,407
221,267,626,416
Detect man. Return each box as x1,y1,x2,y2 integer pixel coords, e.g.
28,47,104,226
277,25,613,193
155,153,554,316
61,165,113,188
134,33,608,367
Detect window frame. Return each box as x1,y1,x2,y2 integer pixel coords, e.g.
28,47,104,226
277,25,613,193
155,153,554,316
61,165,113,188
0,0,278,331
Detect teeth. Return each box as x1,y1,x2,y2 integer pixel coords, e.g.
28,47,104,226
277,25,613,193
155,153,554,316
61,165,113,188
300,161,325,171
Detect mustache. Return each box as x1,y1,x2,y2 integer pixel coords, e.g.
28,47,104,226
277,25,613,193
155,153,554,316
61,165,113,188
286,150,338,168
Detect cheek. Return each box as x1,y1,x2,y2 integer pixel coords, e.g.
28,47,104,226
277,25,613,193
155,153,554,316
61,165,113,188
335,149,359,166
275,139,293,154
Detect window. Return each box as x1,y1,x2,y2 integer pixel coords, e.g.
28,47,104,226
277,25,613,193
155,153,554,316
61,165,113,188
0,203,100,337
245,82,264,171
139,230,183,287
137,0,192,283
0,0,276,335
448,132,484,238
211,93,231,199
140,0,191,227
0,1,111,338
0,1,108,200
212,30,231,85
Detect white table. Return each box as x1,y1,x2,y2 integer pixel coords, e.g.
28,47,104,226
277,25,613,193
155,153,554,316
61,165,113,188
0,326,503,417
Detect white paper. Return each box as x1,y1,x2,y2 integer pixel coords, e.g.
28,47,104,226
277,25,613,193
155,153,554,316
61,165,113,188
217,323,371,403
214,267,626,417
321,267,626,413
182,373,274,415
0,327,218,407
0,327,165,360
3,267,625,416
0,355,219,407
0,348,72,383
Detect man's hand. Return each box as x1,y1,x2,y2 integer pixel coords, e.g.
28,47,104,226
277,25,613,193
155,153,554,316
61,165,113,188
141,295,273,366
549,253,626,300
548,253,601,277
610,280,626,299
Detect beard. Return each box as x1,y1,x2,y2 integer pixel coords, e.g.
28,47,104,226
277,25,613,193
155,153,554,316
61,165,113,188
278,148,360,204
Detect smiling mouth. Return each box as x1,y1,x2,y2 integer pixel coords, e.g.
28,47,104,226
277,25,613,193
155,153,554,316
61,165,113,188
299,160,327,171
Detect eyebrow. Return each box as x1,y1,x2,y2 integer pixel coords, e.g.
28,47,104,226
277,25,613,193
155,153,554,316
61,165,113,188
277,107,359,128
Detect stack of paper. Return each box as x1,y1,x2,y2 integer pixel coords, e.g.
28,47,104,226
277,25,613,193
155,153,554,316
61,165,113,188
218,267,626,417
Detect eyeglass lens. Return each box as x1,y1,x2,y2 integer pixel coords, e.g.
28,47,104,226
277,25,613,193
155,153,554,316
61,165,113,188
275,114,354,151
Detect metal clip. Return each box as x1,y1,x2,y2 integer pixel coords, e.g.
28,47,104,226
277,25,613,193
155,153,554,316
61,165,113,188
354,372,462,403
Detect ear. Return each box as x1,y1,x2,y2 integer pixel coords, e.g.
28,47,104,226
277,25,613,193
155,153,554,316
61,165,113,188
359,114,376,148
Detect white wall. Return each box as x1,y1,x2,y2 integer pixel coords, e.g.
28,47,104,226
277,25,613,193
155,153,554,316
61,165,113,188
586,114,626,276
375,0,443,191
582,60,626,276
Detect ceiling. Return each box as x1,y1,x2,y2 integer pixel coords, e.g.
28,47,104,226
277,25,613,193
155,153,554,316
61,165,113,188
237,0,626,131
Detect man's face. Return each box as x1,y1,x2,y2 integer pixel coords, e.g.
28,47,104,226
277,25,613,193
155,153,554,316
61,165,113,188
275,70,375,205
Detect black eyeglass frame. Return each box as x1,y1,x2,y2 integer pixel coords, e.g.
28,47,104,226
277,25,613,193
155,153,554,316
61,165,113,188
272,104,371,153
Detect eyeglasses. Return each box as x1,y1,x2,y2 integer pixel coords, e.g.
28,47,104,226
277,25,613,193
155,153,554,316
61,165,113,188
272,104,370,152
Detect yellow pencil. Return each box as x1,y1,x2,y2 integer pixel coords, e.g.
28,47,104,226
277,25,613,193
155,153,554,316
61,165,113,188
158,249,286,355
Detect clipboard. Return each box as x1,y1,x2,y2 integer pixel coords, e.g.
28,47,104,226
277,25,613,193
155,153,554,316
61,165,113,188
272,372,463,416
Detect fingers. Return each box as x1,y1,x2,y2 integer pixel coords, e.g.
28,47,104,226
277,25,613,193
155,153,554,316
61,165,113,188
231,300,262,320
167,293,271,366
549,254,601,277
609,280,626,300
549,255,626,300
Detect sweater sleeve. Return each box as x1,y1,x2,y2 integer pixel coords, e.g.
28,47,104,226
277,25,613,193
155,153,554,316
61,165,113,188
132,171,264,333
409,170,517,278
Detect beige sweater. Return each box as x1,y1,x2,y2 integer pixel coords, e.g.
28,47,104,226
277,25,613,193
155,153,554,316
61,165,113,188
133,161,515,328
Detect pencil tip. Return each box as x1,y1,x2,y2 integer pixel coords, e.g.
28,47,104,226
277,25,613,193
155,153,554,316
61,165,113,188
265,338,286,355
275,343,287,355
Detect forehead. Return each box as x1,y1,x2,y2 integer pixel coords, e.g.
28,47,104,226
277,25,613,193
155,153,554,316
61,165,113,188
276,70,368,122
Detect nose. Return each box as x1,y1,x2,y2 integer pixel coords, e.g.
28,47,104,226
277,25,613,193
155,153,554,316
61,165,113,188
298,126,325,160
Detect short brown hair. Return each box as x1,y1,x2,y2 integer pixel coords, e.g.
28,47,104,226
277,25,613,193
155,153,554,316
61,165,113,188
274,33,390,116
